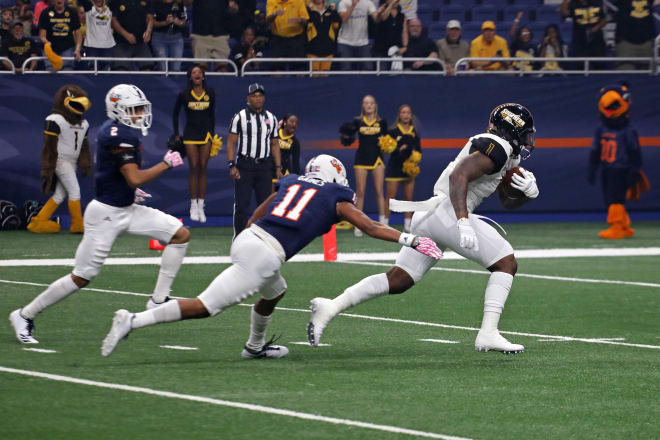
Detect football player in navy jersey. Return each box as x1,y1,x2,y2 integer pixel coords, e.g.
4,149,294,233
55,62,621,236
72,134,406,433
9,84,188,345
102,154,442,359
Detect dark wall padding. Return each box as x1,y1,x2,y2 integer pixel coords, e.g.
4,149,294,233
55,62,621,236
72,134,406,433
1,75,658,216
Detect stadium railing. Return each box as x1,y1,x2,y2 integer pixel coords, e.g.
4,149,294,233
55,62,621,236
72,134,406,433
454,57,657,75
20,57,239,76
241,57,446,76
0,57,15,74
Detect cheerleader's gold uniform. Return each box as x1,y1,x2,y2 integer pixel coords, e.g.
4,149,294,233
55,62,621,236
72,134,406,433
351,116,388,169
172,87,216,145
272,128,301,181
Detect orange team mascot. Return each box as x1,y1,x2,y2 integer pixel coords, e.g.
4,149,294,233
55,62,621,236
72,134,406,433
27,85,92,234
588,82,648,239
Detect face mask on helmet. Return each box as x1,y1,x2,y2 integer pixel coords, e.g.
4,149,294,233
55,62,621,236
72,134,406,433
305,155,349,187
105,84,153,135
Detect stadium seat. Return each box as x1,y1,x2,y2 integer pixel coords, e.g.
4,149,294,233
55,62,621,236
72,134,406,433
429,23,445,41
504,9,529,22
537,5,560,23
510,0,541,6
472,5,498,23
441,5,467,22
462,22,483,42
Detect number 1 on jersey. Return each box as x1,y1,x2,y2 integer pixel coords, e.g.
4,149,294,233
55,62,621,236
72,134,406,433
271,184,318,221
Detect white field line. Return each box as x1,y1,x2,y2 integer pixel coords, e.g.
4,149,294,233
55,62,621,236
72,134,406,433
159,345,198,351
2,278,659,351
419,339,460,344
343,261,660,289
22,348,57,353
0,366,470,440
2,247,660,267
290,341,332,347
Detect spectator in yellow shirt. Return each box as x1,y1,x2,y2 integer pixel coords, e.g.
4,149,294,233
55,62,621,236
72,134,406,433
469,20,510,70
267,0,309,70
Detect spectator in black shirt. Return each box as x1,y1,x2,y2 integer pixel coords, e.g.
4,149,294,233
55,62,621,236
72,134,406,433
306,0,341,73
231,25,264,70
509,14,537,71
38,0,82,69
372,0,407,58
1,20,39,72
610,0,656,70
403,18,439,70
151,0,187,71
183,0,239,72
560,0,607,65
109,0,153,70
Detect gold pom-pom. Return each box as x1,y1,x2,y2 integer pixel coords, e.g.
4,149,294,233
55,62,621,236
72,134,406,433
378,135,397,154
408,150,422,164
402,160,420,177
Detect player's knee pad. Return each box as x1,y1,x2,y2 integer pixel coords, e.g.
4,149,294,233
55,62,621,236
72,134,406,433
260,275,287,300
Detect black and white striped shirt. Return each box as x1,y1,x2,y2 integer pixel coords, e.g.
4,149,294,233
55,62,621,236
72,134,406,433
229,107,279,159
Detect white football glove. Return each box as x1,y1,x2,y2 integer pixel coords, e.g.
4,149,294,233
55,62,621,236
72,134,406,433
457,217,479,251
510,168,539,199
134,188,151,204
163,150,184,168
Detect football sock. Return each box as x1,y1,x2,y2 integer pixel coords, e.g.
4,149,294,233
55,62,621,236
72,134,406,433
21,274,79,319
152,242,188,302
246,308,273,351
480,272,513,333
132,300,182,329
333,273,389,312
379,215,388,225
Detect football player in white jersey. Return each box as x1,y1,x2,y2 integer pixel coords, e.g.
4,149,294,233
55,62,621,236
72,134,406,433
308,103,540,354
27,84,92,234
9,84,187,345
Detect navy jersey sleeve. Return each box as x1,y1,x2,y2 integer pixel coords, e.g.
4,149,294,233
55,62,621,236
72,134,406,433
625,127,642,169
334,184,356,204
589,126,603,167
469,136,508,173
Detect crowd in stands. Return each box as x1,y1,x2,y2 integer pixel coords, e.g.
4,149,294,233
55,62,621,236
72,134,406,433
0,0,659,73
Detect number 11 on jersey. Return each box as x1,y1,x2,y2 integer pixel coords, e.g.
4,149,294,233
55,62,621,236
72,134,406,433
271,184,318,221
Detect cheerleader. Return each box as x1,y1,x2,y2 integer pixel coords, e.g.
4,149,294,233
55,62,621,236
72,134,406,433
273,114,301,181
341,95,388,236
172,64,218,223
385,104,421,232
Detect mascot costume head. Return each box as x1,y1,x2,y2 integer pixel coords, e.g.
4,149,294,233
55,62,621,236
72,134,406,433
598,82,631,129
27,85,91,234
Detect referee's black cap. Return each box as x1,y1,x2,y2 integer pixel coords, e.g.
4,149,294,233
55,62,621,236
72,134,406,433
248,83,265,95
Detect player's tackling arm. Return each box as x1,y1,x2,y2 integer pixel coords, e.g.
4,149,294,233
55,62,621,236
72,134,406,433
449,152,496,219
247,192,278,227
337,201,401,242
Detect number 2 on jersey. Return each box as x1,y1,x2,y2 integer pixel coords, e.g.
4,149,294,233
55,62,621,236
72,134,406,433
271,184,318,221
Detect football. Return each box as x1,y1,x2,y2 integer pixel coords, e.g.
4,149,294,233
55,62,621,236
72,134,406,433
501,167,525,199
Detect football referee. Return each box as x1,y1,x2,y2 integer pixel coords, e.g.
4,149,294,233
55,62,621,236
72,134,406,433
227,83,283,237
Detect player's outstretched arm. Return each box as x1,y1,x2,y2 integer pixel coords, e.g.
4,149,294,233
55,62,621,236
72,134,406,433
337,202,442,259
247,192,278,227
120,150,183,188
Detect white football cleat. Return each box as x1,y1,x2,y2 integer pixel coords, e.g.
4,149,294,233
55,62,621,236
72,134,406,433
101,309,133,357
354,227,363,237
145,296,170,310
475,330,524,354
9,309,38,344
241,337,289,359
198,201,206,223
307,297,339,347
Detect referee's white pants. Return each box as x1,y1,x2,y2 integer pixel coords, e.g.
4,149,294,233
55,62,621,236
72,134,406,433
53,158,81,204
198,229,287,316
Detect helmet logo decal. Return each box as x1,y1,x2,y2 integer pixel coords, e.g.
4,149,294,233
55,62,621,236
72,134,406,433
501,109,525,128
330,158,343,173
